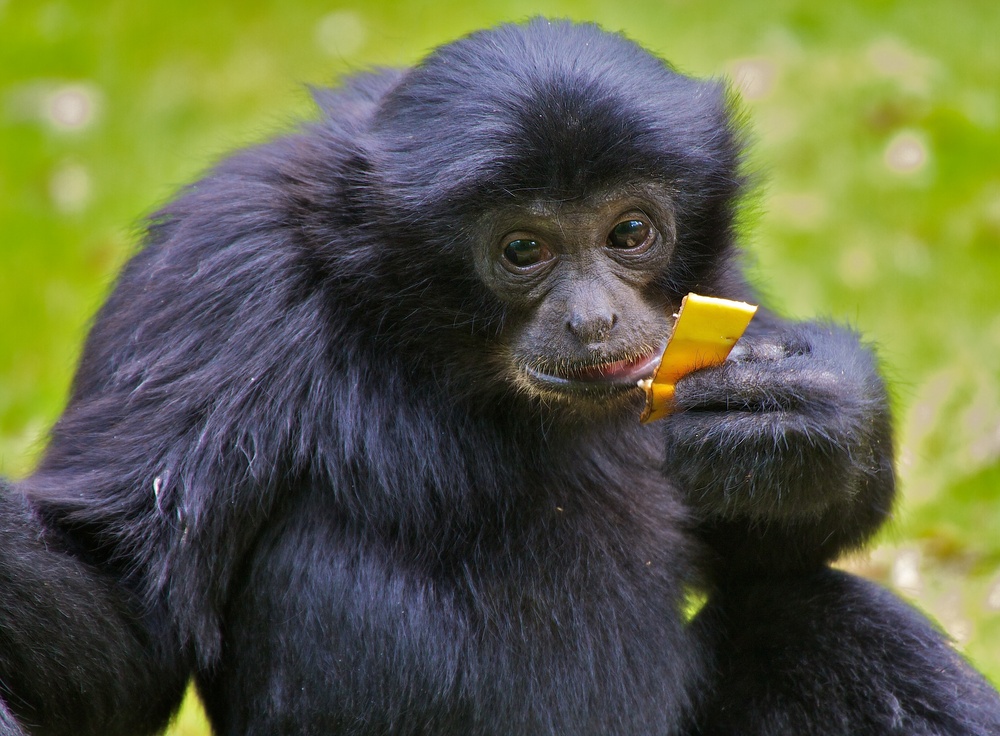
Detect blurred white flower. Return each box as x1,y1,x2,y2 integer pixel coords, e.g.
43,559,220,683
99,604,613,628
45,83,101,131
316,10,367,58
49,162,92,214
884,131,929,175
728,57,778,101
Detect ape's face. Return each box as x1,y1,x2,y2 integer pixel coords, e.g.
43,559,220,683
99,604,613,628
474,184,678,408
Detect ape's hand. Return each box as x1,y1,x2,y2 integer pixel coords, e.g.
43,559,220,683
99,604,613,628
659,318,895,573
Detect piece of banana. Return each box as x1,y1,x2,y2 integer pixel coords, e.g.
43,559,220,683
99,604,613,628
639,293,757,423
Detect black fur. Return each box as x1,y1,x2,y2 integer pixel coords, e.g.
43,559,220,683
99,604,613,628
691,569,1000,735
1,19,998,736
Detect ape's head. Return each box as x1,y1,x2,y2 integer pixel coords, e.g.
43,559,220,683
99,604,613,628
357,20,746,412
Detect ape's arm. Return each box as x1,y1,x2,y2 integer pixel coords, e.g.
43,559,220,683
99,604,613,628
668,317,1000,735
0,482,190,736
660,310,895,577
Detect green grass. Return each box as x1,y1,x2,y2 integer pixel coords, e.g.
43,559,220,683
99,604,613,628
2,1,999,732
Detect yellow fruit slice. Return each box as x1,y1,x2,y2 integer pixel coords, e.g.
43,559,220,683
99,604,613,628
638,293,757,423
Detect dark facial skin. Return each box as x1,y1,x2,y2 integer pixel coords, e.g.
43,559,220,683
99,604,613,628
476,185,678,406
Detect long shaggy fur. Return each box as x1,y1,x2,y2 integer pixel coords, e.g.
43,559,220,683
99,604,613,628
1,18,998,736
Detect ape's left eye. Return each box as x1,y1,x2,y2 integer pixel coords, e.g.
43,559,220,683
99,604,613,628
607,218,655,251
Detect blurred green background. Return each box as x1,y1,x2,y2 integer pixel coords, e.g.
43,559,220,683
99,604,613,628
1,1,998,732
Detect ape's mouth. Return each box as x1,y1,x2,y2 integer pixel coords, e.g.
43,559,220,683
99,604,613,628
524,351,661,394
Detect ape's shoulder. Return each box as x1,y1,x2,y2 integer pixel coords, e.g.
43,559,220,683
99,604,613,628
144,68,410,256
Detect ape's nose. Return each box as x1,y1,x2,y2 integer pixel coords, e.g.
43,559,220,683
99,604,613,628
567,307,617,345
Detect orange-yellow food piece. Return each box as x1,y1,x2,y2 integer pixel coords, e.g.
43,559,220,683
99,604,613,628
639,293,757,423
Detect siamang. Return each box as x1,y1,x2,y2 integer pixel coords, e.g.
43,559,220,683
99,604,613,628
1,18,998,736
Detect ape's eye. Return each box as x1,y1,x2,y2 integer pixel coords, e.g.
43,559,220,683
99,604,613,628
607,218,654,251
502,238,551,269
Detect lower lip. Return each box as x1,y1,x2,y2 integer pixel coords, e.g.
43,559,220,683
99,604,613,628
526,351,661,390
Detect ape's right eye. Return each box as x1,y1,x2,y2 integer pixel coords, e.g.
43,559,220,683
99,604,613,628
502,237,552,270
